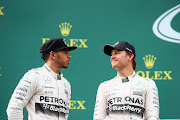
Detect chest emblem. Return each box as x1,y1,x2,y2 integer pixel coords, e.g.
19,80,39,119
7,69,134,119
44,76,51,84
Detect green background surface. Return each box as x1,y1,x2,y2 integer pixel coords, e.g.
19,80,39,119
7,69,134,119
0,0,180,119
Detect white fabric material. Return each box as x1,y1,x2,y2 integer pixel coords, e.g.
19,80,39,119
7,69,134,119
7,64,71,120
93,72,159,120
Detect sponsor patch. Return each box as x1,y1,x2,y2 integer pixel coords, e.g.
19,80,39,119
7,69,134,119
133,91,143,96
136,81,142,86
64,89,68,97
106,104,145,118
35,103,68,117
122,77,129,83
44,76,51,84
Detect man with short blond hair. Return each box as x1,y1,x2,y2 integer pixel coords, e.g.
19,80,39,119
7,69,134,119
93,41,159,120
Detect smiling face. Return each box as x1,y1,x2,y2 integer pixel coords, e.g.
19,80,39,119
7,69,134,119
110,49,133,71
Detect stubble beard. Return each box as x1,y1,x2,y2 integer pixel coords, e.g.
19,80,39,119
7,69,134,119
56,54,69,69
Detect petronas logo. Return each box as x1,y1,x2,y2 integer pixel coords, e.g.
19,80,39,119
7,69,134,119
59,22,72,36
143,55,156,69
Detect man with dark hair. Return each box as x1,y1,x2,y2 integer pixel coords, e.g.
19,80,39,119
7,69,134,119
93,41,159,120
7,38,77,120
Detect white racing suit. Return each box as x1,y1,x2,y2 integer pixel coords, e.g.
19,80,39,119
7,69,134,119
7,64,71,120
93,72,159,120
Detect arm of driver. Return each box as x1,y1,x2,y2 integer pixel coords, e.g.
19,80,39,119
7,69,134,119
6,70,37,120
93,83,107,120
65,82,71,120
145,80,160,120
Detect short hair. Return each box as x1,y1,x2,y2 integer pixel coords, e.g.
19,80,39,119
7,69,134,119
41,53,50,62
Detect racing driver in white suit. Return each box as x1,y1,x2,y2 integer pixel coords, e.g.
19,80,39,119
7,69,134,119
93,41,159,120
7,38,77,120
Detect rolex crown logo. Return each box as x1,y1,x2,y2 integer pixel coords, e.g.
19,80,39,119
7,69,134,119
59,22,72,36
143,54,156,69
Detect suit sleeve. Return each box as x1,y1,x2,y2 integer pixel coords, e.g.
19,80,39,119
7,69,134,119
93,83,107,120
6,70,38,120
145,80,160,120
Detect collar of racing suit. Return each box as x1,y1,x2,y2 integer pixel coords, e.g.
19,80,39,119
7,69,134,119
116,71,136,83
43,63,63,80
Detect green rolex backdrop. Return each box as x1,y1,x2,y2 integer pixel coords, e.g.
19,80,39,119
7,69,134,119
0,0,180,119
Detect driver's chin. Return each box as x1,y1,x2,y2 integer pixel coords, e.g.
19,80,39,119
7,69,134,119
63,64,69,68
111,64,117,69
